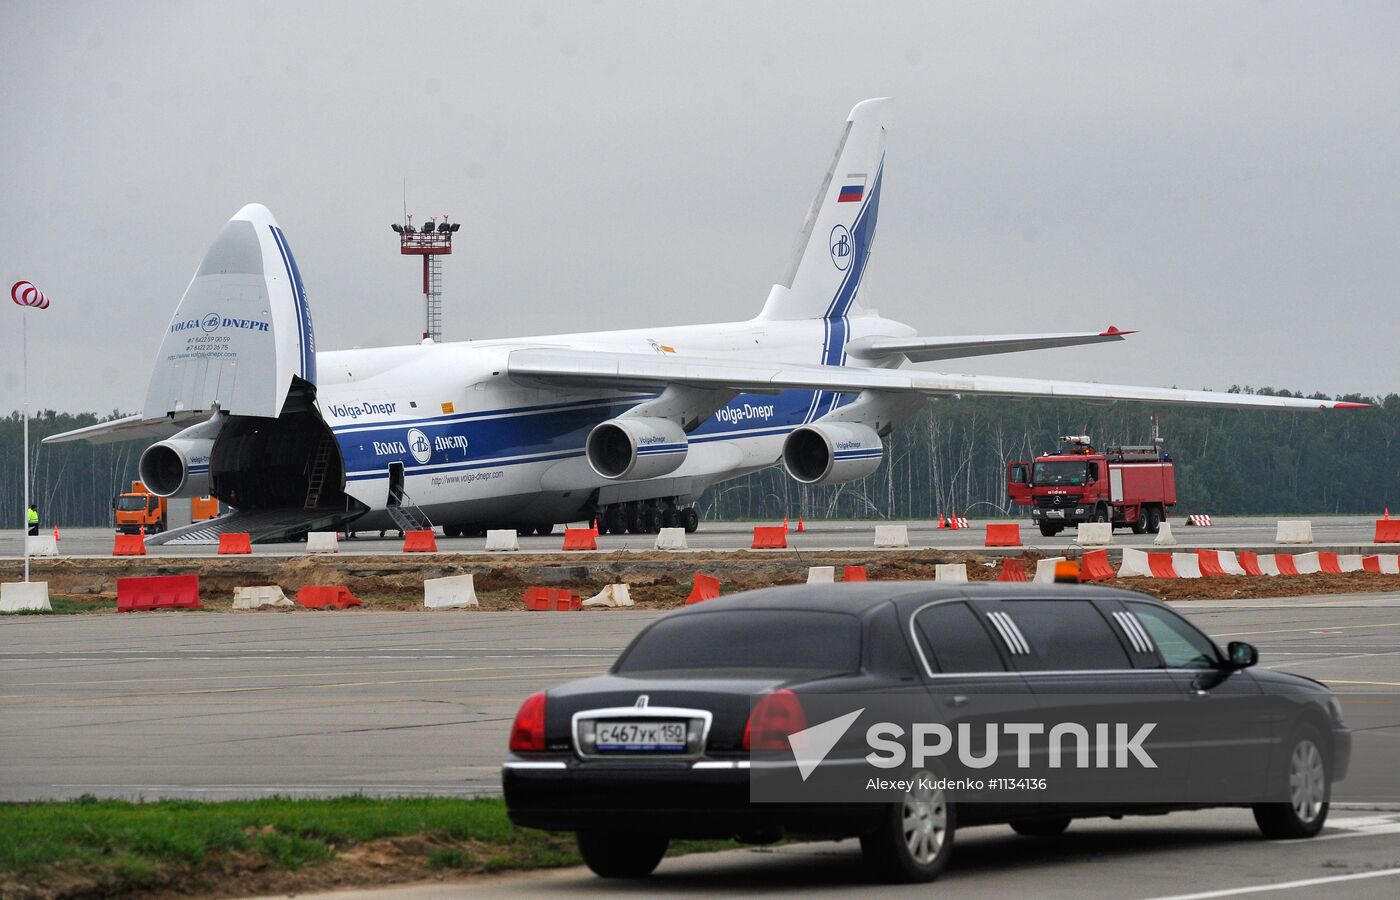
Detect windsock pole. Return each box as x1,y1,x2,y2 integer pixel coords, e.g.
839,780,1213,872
22,312,28,583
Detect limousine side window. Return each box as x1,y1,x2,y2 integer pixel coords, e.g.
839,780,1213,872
914,601,1007,674
997,600,1131,671
1127,603,1221,670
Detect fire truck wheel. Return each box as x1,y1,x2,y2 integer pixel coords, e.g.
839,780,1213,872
1131,515,1148,535
1039,523,1063,538
1145,506,1162,534
1092,506,1108,524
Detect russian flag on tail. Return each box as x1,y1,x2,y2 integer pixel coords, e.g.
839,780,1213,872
838,173,866,203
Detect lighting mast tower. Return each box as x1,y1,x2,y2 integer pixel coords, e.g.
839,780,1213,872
391,214,458,342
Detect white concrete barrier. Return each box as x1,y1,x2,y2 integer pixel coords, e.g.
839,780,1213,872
1034,557,1067,583
1152,522,1176,547
583,583,634,608
26,535,58,557
655,527,687,550
935,563,968,583
806,566,836,584
232,585,294,609
1275,520,1314,544
1171,552,1203,579
1381,555,1400,575
424,574,480,609
0,581,51,612
1118,548,1152,578
1217,551,1247,576
874,525,910,548
1338,554,1364,573
306,532,339,554
1292,552,1321,575
484,529,520,551
1076,523,1113,546
1257,554,1281,577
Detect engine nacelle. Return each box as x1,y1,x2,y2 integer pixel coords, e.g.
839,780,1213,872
138,417,223,498
782,422,883,485
586,417,688,480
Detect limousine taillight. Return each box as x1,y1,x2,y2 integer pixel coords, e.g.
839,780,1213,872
743,690,807,751
510,691,548,752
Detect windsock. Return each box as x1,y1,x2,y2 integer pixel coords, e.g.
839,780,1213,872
11,281,51,309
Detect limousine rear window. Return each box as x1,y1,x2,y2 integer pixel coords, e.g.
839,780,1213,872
615,610,861,673
998,600,1132,671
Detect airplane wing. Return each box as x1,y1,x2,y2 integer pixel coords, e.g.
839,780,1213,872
847,326,1133,363
41,412,207,446
507,348,1369,411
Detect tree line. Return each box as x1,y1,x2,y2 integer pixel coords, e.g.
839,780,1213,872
3,387,1396,528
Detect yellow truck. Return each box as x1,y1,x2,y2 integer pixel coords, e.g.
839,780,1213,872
113,481,219,534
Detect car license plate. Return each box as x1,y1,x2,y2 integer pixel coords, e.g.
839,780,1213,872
1047,510,1064,518
595,720,687,751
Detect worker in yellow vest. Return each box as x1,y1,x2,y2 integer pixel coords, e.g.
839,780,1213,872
27,504,39,536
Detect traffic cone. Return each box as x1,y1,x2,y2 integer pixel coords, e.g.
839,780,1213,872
938,514,946,529
591,518,599,536
783,516,790,533
53,525,60,542
950,514,959,531
140,525,146,537
1386,508,1392,520
797,515,805,533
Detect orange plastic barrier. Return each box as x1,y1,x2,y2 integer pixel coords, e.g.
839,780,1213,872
217,532,252,555
561,528,597,551
842,565,868,582
996,557,1028,582
112,534,146,557
1318,552,1343,574
984,523,1022,547
751,526,787,549
1147,553,1179,579
117,575,201,612
685,573,721,604
522,587,581,611
402,530,438,553
1375,520,1400,543
1362,555,1382,574
295,585,363,609
1276,555,1300,576
1238,552,1264,576
1196,550,1226,577
1079,549,1114,582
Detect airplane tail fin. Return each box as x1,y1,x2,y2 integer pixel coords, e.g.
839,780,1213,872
758,98,890,322
143,203,317,421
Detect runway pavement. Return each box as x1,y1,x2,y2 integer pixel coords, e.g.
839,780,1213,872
4,590,1398,898
1,515,1390,559
1,592,1396,804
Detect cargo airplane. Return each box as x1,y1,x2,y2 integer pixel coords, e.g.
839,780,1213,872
47,99,1365,542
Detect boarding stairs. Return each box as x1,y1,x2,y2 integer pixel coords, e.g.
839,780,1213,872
386,489,433,533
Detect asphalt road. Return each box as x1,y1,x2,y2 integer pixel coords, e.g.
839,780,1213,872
1,593,1396,804
4,591,1398,898
1,515,1391,559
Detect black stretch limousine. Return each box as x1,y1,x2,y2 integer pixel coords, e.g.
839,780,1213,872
503,583,1350,883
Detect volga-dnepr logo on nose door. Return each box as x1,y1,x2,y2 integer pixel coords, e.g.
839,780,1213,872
406,428,432,465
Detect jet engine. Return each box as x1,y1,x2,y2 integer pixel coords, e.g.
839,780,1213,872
782,422,884,485
586,417,688,480
138,416,224,498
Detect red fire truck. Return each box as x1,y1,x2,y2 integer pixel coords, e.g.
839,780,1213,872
1007,436,1176,537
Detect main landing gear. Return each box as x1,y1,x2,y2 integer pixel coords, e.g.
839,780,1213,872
599,500,699,535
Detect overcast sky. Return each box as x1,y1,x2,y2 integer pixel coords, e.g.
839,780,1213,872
3,0,1397,416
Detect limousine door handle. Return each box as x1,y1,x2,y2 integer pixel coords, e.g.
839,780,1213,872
944,695,970,708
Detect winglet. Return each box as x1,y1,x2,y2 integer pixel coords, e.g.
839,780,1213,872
1099,325,1136,337
1332,401,1372,409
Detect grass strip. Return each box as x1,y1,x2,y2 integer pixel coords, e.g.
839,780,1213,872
0,795,727,898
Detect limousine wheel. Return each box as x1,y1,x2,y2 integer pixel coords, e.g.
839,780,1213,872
575,829,669,878
860,771,956,882
1010,815,1071,837
1252,725,1330,839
